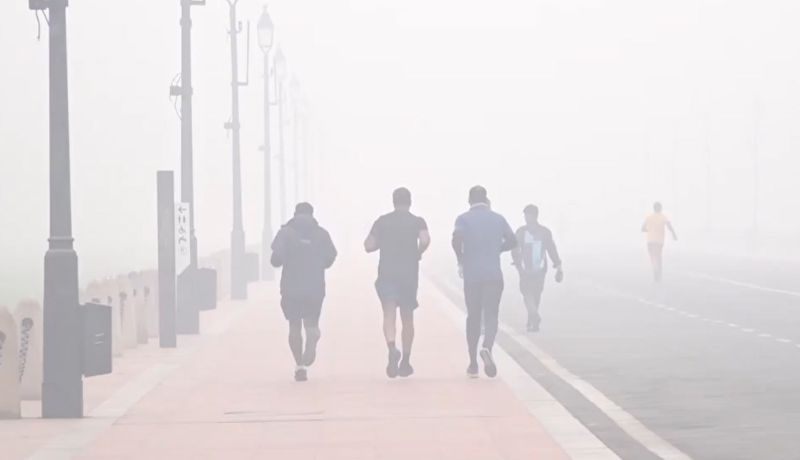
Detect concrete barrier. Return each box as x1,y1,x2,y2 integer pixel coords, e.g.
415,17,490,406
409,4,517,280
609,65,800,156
128,271,149,345
98,277,124,357
0,305,21,419
142,270,159,338
117,275,137,350
14,299,43,401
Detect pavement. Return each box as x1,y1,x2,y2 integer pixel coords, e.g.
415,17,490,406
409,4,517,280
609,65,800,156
2,256,611,460
429,246,800,460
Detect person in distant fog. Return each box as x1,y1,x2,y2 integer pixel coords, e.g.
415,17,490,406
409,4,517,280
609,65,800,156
641,202,677,283
365,188,430,379
452,186,517,379
271,202,337,382
511,205,563,332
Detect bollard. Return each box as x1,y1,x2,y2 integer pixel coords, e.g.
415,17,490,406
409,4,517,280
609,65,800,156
143,270,159,338
14,299,43,401
100,277,124,357
117,275,138,350
0,305,21,419
129,271,149,345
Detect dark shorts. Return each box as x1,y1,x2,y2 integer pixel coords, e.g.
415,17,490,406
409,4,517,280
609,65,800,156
375,278,419,310
280,296,323,326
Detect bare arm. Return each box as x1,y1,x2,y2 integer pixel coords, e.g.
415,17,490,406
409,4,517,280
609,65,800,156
364,218,380,253
641,220,648,233
667,222,677,241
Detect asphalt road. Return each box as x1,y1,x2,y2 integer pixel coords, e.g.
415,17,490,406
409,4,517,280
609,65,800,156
428,248,800,460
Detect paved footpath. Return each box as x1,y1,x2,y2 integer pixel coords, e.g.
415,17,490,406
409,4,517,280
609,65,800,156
4,258,610,460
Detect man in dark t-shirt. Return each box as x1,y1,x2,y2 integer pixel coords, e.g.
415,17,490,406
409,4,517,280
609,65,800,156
365,188,430,378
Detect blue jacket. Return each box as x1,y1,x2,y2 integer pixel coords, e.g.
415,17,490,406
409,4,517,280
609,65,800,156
451,204,517,282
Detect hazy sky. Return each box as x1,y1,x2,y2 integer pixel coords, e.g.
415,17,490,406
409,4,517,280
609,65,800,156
2,0,800,305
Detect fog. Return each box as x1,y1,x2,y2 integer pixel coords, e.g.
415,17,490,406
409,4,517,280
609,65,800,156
3,0,800,306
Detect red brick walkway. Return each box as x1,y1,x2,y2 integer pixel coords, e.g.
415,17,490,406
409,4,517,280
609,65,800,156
4,259,574,460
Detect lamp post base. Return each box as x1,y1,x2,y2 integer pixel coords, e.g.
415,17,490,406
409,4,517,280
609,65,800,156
231,228,248,300
42,246,83,419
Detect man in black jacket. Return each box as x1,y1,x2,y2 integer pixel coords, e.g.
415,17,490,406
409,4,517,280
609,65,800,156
511,205,563,332
271,202,337,381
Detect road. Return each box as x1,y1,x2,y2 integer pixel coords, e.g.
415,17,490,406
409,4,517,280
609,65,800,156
428,248,800,460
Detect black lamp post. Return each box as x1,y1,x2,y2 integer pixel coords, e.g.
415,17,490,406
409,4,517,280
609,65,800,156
290,75,302,205
257,5,275,281
225,0,250,300
274,47,288,223
30,0,83,419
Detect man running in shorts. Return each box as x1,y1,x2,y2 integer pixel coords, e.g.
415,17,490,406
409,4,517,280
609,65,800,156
511,205,563,332
452,186,517,378
641,202,677,282
365,188,430,378
271,203,338,382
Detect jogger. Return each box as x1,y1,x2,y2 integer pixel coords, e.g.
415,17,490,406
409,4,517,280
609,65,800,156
452,186,517,378
271,203,337,382
511,204,563,332
365,188,430,378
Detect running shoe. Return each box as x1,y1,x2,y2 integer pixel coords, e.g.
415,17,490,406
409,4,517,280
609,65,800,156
386,347,401,379
294,366,308,382
467,362,479,379
480,348,497,378
398,360,414,378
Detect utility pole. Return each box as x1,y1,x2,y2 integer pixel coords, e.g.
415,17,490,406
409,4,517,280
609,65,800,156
274,48,288,223
32,0,83,419
257,6,275,281
225,0,249,300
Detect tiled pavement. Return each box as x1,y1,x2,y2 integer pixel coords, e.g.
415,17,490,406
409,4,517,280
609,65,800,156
3,260,580,460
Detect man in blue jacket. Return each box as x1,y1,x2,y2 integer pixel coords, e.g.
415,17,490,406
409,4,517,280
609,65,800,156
452,186,517,378
271,202,337,382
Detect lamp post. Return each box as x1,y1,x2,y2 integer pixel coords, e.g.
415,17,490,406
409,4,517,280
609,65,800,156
225,0,250,300
257,5,275,281
30,0,83,419
274,47,288,223
290,75,302,204
169,0,205,334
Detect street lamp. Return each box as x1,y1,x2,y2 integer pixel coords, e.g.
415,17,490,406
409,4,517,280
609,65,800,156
274,47,288,223
257,5,275,281
30,0,83,419
290,75,302,205
224,0,250,301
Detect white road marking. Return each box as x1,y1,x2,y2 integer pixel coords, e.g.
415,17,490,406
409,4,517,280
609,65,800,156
675,270,800,298
426,279,622,460
433,278,693,460
589,283,800,350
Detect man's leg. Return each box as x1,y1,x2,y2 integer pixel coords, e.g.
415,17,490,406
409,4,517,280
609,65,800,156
479,278,504,378
302,299,323,366
464,279,483,377
377,279,402,378
288,317,307,382
528,272,546,332
519,274,535,329
398,306,415,377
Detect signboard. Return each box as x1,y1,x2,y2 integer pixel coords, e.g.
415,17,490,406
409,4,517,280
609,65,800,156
175,203,191,275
